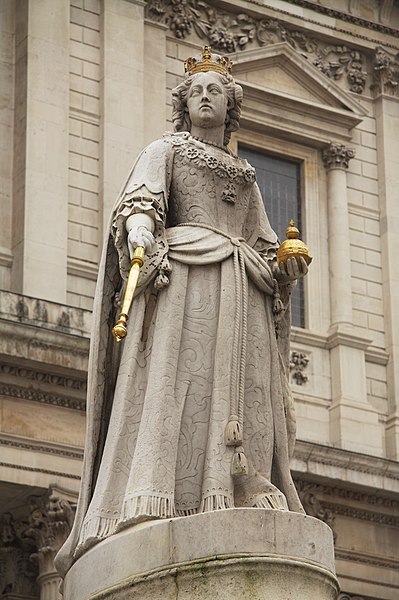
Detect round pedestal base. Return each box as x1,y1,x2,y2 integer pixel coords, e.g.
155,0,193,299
63,509,339,600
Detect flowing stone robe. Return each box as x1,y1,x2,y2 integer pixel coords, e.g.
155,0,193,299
55,132,304,577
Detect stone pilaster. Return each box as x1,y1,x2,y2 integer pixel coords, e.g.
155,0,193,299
11,0,69,303
143,19,168,146
100,0,146,238
322,143,383,456
373,61,399,459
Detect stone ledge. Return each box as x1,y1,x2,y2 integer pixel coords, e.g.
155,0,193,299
0,290,91,337
64,509,338,600
293,440,399,494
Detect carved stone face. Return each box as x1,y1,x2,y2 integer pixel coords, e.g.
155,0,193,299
186,72,228,130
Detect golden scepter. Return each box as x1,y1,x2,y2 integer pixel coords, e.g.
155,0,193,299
112,246,145,342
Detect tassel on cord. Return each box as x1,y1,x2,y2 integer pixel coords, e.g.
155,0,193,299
154,256,172,290
231,446,248,477
225,415,242,446
154,269,170,289
273,279,284,315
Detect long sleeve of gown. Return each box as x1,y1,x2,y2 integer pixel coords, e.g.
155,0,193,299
110,137,174,283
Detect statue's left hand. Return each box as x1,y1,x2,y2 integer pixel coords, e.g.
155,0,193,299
275,256,308,283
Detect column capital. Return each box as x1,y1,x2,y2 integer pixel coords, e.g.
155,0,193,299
25,493,74,579
372,46,399,97
322,142,355,170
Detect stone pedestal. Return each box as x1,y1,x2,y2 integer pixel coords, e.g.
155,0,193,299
63,509,339,600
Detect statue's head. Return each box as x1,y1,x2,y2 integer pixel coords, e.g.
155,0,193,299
172,47,243,146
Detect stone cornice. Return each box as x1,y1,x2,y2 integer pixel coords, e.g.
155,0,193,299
324,501,399,527
0,362,87,392
335,549,399,570
0,319,89,375
291,327,388,366
0,460,81,480
326,323,372,351
0,246,12,268
293,440,399,493
0,290,91,337
0,382,86,412
67,257,99,282
258,0,399,39
0,434,83,460
294,474,399,564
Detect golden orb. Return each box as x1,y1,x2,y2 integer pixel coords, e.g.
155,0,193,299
276,220,313,267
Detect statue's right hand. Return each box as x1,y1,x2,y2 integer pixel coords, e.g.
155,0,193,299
127,225,156,258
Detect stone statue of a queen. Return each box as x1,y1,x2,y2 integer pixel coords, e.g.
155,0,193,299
56,47,308,578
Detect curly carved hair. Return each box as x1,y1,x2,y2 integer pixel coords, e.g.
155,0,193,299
171,73,243,146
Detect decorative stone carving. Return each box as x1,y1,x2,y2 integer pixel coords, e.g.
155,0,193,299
335,550,399,569
294,478,399,529
270,0,398,36
0,436,84,460
0,362,87,391
338,594,365,600
289,351,309,385
145,0,368,93
0,511,39,598
313,47,366,94
26,495,74,570
372,46,399,96
322,142,355,170
0,383,86,411
24,494,74,600
296,480,336,541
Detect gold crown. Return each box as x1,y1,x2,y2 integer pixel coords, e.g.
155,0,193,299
184,46,233,77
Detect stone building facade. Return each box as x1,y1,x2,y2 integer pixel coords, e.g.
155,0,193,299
0,0,398,598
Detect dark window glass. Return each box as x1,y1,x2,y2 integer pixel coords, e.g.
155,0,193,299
238,146,304,328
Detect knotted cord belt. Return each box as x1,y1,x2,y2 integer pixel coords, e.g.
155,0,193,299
172,222,280,476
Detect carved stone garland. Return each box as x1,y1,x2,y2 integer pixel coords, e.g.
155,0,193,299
289,351,309,386
146,0,368,94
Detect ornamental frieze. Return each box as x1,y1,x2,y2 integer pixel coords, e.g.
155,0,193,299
294,478,399,529
0,363,87,393
146,0,369,94
146,1,399,97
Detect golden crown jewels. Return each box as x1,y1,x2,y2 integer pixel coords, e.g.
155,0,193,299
184,46,233,77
